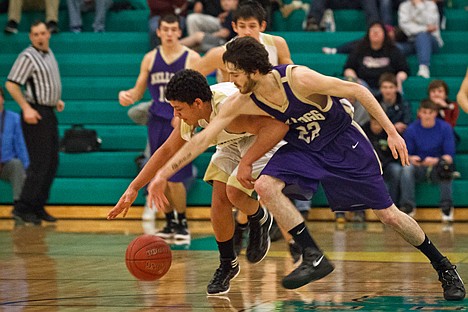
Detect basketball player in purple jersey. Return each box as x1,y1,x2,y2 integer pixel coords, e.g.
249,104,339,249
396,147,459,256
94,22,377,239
118,14,201,240
147,37,465,301
192,1,307,260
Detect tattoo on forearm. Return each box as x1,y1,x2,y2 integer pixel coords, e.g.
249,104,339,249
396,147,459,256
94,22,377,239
171,152,192,171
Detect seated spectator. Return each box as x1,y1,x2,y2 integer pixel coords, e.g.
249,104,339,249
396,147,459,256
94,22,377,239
180,0,238,53
343,22,409,95
376,72,412,134
428,79,461,144
185,0,225,36
4,0,60,34
377,0,405,27
362,115,403,205
322,24,398,55
0,86,29,205
397,0,443,78
304,0,379,31
428,80,460,128
147,0,188,49
67,0,113,33
400,99,456,222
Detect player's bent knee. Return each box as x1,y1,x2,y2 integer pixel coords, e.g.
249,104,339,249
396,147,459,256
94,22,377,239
374,206,400,226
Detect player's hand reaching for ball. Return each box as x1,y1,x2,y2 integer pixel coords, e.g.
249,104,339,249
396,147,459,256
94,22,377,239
147,174,170,211
107,187,139,219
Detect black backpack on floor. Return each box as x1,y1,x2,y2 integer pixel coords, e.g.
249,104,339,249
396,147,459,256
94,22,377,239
60,125,102,153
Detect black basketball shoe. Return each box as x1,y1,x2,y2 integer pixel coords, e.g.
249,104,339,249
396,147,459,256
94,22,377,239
155,221,177,239
282,247,334,289
233,222,247,256
246,207,273,263
207,258,240,296
289,241,303,264
432,257,466,301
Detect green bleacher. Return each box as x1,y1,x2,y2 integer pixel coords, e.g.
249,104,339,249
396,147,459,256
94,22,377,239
0,0,467,208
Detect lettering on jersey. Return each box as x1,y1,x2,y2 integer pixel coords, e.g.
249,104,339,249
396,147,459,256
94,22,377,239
286,109,324,144
151,72,175,85
151,72,175,103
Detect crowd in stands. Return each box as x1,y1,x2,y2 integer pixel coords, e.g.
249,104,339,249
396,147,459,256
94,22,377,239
1,0,466,226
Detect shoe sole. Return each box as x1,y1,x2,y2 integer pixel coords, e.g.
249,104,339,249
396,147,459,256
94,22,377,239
206,267,241,296
174,234,191,240
155,232,174,239
246,212,273,264
282,262,334,289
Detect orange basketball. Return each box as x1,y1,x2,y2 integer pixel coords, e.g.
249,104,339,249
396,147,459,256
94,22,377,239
125,234,172,281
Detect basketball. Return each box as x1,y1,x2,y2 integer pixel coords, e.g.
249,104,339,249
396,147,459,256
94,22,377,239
125,234,172,281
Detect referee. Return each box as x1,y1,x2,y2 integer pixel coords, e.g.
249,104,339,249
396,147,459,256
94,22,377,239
5,20,64,225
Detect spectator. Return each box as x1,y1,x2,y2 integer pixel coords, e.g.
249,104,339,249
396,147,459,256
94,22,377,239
428,80,460,128
363,115,403,205
185,0,224,36
147,0,188,49
397,0,443,79
0,86,29,206
378,0,405,26
4,0,60,34
6,21,65,225
400,99,456,222
66,0,113,33
180,0,238,53
344,22,409,95
376,72,412,134
304,0,379,31
428,79,461,145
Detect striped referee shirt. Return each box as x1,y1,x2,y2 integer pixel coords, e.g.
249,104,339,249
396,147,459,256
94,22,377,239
7,46,62,107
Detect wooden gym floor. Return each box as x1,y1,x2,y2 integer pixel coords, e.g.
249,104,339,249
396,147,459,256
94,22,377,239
0,206,468,311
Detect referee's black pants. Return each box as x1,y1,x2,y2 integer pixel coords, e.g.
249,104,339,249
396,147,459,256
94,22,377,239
15,105,59,214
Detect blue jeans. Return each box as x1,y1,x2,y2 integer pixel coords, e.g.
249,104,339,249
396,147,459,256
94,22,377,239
307,0,379,26
67,0,113,32
396,32,439,66
383,162,402,206
400,164,453,209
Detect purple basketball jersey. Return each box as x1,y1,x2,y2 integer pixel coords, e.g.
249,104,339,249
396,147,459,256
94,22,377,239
252,65,393,211
147,47,189,120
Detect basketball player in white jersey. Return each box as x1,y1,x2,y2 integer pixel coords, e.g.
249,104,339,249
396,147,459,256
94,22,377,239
109,70,281,295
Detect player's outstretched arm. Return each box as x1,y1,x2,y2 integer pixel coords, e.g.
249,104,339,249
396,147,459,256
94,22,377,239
107,122,186,219
291,66,409,166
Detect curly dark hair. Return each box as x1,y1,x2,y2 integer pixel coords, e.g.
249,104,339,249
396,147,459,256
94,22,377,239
223,37,272,75
166,69,212,104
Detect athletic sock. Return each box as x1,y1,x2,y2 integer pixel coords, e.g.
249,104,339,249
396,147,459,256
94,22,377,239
416,235,444,263
247,204,264,222
288,222,320,251
217,238,236,260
